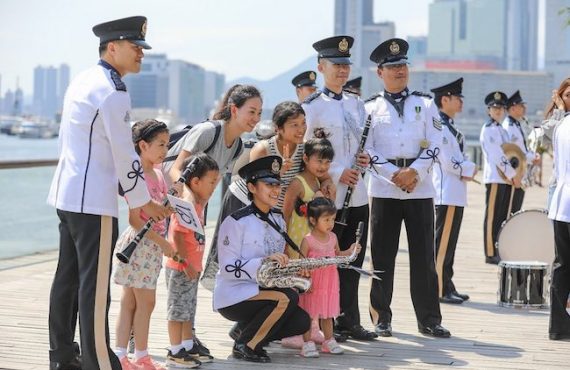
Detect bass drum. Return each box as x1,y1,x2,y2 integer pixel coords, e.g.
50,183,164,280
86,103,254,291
497,209,555,264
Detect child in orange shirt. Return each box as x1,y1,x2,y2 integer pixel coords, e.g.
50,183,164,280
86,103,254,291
164,154,219,368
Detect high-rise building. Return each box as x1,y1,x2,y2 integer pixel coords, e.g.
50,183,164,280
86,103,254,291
545,0,570,87
334,0,395,89
427,0,538,71
124,54,169,110
123,54,225,124
33,64,70,120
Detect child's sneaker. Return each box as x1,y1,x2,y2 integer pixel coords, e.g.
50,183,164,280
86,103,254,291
300,341,319,358
193,337,210,355
321,338,344,354
119,356,135,370
166,349,201,368
133,355,166,370
187,343,214,363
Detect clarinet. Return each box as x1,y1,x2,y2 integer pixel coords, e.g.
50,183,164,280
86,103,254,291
116,157,199,264
335,114,372,231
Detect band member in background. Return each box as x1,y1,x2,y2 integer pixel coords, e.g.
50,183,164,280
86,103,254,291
430,78,477,305
46,16,170,370
292,71,318,102
302,35,376,341
365,38,449,338
503,90,540,213
480,91,521,265
213,156,310,363
343,76,362,96
546,89,570,342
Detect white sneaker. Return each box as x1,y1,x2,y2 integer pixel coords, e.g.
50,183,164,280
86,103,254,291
321,338,344,354
301,341,319,358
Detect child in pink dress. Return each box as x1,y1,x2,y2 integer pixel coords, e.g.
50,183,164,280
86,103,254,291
299,197,361,358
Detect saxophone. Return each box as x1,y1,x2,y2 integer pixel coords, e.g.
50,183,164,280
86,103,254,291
257,222,363,291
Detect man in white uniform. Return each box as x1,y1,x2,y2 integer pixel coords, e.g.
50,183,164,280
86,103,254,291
365,38,450,338
46,16,170,370
302,35,376,341
502,90,540,213
480,91,521,264
430,78,477,304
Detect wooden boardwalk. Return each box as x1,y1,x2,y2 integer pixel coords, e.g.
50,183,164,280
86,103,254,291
1,158,568,369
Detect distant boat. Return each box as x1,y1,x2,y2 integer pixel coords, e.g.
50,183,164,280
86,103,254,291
17,121,58,139
0,116,23,135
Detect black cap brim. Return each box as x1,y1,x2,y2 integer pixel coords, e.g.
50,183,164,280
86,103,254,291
257,176,282,185
323,57,352,65
131,40,152,50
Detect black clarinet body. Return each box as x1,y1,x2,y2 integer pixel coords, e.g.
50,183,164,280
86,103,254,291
335,114,372,231
116,158,199,264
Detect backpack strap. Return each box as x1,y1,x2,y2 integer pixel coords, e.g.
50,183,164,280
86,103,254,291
232,137,243,160
204,121,222,154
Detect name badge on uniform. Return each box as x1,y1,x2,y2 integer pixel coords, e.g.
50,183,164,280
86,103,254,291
415,106,421,121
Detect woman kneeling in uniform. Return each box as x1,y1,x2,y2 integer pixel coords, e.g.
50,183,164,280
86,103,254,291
213,155,311,363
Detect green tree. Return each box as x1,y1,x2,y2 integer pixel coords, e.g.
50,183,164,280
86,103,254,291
559,7,570,27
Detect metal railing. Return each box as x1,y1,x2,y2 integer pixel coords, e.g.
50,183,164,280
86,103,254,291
0,159,59,170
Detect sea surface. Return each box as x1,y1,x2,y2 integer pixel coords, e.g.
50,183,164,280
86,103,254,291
0,134,221,260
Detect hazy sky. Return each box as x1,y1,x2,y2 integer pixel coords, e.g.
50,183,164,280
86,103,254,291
0,0,431,93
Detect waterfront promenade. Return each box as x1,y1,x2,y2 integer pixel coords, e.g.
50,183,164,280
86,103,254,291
0,158,567,369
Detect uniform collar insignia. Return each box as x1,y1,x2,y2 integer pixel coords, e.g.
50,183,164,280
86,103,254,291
323,87,343,100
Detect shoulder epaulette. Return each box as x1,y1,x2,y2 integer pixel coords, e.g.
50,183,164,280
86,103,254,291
231,205,254,220
484,119,494,127
411,91,432,99
364,92,383,103
110,69,127,92
302,90,322,105
507,116,516,126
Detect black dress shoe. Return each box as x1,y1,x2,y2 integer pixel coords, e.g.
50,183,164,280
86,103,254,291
549,332,570,341
229,322,242,341
439,292,464,304
452,291,470,301
333,330,349,342
345,324,378,340
418,323,451,338
485,256,500,265
232,343,270,363
374,321,392,337
254,347,271,362
49,356,82,370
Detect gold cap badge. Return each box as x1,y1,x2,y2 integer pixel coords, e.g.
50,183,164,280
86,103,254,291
494,92,501,100
141,21,147,37
309,72,316,81
271,159,281,174
389,41,400,55
338,38,349,53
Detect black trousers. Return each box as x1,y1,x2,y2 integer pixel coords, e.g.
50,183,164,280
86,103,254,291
49,210,121,370
218,288,310,351
435,205,464,297
333,204,369,328
550,220,570,336
483,183,510,258
369,198,442,326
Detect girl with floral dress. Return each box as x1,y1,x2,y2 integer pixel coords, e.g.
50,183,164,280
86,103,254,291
113,119,177,370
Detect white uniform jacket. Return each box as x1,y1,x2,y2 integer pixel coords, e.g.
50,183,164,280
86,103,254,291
302,90,368,209
548,115,570,223
480,119,517,184
433,112,476,207
502,116,535,164
47,61,151,217
364,91,442,200
213,205,287,310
